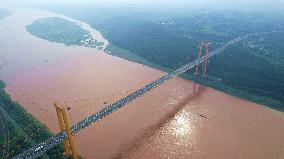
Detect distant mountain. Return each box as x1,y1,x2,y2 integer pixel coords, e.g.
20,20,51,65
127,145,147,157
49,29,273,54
0,8,12,20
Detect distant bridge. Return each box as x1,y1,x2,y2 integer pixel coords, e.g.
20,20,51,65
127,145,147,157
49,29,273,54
14,34,250,159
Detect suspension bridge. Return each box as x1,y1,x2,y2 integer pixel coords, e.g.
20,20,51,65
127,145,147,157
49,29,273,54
12,34,250,159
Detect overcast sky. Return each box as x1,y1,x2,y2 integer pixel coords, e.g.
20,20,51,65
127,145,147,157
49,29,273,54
1,0,284,13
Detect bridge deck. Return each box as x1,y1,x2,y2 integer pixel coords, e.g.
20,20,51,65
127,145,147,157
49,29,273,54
13,36,247,159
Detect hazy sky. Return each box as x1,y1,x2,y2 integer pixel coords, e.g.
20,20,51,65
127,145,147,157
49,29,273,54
1,0,284,12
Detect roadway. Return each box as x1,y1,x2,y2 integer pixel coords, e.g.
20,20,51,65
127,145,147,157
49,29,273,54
13,35,248,159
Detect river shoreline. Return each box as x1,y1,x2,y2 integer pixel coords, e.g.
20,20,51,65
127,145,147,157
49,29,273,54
1,6,284,159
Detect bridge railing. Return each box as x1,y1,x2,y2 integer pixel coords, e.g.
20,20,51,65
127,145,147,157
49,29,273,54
13,36,247,159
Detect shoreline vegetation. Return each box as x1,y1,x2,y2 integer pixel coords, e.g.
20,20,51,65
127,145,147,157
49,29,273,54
92,9,284,112
0,80,65,159
26,17,105,50
106,43,284,112
1,6,283,159
24,8,284,112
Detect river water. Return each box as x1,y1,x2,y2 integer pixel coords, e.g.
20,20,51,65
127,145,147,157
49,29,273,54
0,7,284,159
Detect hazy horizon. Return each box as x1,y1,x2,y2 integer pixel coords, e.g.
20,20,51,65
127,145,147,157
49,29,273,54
1,0,284,158
1,0,284,13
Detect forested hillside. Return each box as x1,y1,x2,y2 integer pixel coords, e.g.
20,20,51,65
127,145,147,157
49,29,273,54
34,5,284,111
0,81,65,158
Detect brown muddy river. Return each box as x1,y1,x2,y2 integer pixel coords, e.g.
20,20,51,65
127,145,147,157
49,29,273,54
0,7,284,159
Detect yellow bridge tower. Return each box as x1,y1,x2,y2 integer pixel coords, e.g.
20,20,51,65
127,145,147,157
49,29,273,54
54,103,78,159
195,42,209,79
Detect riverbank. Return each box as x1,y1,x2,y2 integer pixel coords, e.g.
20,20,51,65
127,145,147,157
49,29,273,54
0,7,284,159
106,43,284,112
0,81,64,158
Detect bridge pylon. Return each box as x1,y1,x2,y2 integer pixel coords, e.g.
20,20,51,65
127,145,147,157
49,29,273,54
195,42,209,79
54,103,78,159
